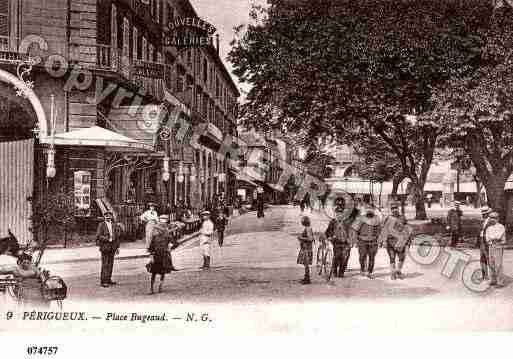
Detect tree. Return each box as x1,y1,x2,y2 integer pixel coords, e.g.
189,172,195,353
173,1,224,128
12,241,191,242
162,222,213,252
29,188,76,262
429,4,513,219
229,0,489,219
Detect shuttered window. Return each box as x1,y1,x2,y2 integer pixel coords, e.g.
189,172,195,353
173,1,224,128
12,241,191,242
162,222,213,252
133,27,138,60
0,0,9,50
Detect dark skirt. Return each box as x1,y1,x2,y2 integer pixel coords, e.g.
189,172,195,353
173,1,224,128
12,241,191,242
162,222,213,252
150,251,173,275
297,248,313,265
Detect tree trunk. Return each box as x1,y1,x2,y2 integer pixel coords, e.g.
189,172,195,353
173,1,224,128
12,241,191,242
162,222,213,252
483,175,508,222
412,184,427,220
474,179,482,208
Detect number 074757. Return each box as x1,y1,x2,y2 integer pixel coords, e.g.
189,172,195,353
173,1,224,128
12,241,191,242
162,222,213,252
26,346,59,355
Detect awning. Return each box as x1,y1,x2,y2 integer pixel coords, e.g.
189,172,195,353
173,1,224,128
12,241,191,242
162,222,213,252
46,126,153,152
267,183,284,192
197,122,223,144
237,173,258,187
326,177,409,195
424,182,444,192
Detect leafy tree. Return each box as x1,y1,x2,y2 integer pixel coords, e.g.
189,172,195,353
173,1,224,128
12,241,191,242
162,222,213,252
429,4,513,218
29,188,76,262
229,0,491,219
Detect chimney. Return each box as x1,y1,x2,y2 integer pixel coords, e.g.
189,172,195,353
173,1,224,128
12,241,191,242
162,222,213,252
216,34,220,54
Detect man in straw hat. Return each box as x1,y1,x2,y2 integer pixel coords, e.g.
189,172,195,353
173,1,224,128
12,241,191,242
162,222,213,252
199,210,215,270
379,202,413,280
478,206,492,280
325,196,352,278
96,211,123,288
447,201,462,247
351,206,382,279
484,211,507,288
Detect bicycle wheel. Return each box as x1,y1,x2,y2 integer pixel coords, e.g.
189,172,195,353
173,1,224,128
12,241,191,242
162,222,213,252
324,249,334,282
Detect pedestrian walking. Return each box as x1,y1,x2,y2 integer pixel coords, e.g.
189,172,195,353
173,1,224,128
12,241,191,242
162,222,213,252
256,190,265,218
379,203,413,280
147,214,176,294
484,212,507,288
478,206,492,280
140,203,158,249
447,201,462,247
96,211,122,288
199,211,215,270
351,208,382,279
297,216,315,284
216,211,228,247
325,197,352,278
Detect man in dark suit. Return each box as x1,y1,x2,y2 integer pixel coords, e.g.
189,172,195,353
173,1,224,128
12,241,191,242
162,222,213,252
96,211,123,288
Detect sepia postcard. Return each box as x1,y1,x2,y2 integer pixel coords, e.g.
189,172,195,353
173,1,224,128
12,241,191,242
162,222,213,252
1,0,513,356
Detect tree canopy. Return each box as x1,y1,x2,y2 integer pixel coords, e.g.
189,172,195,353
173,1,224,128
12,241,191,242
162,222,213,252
229,0,497,218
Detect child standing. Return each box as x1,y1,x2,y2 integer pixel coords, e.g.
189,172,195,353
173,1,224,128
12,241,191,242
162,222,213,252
297,216,315,284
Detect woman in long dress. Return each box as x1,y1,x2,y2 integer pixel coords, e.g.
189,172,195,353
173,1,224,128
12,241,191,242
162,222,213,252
297,216,315,284
147,215,175,294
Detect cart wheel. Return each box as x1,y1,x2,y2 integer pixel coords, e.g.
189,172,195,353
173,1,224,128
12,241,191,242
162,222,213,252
324,249,334,282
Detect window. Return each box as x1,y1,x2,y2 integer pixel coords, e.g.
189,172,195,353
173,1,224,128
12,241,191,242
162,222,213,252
122,17,130,58
0,0,9,50
111,4,117,49
133,27,138,59
156,0,160,23
149,43,154,62
74,171,91,217
203,58,208,83
142,36,147,60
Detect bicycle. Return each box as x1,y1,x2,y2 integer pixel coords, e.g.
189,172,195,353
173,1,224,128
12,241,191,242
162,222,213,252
316,239,334,282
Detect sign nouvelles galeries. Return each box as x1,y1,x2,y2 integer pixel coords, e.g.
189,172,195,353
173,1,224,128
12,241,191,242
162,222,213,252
164,17,217,48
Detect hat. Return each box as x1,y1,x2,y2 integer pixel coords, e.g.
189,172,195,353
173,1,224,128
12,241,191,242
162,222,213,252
454,201,462,206
159,214,170,220
390,202,399,209
148,202,157,207
200,210,211,216
489,211,499,219
480,207,492,215
104,211,113,217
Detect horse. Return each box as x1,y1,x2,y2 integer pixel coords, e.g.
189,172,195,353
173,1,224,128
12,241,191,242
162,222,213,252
0,229,20,257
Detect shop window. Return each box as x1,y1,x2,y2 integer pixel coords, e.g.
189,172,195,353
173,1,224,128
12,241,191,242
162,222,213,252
74,171,92,217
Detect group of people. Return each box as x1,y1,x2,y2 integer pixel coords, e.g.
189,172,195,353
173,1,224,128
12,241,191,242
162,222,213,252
297,199,414,284
297,196,508,288
96,196,231,294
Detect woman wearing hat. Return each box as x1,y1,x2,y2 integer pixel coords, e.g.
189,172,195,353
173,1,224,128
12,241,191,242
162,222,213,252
297,216,315,284
147,214,175,294
140,203,159,249
199,211,215,270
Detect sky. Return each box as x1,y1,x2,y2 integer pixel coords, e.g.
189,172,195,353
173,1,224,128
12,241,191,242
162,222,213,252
189,0,267,99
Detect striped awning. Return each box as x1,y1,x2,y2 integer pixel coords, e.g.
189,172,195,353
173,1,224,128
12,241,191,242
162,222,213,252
46,126,153,152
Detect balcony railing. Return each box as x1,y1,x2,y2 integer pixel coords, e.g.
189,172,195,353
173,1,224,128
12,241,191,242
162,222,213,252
0,37,29,64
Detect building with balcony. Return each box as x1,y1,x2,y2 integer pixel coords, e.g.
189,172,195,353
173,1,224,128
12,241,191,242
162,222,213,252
0,0,239,245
